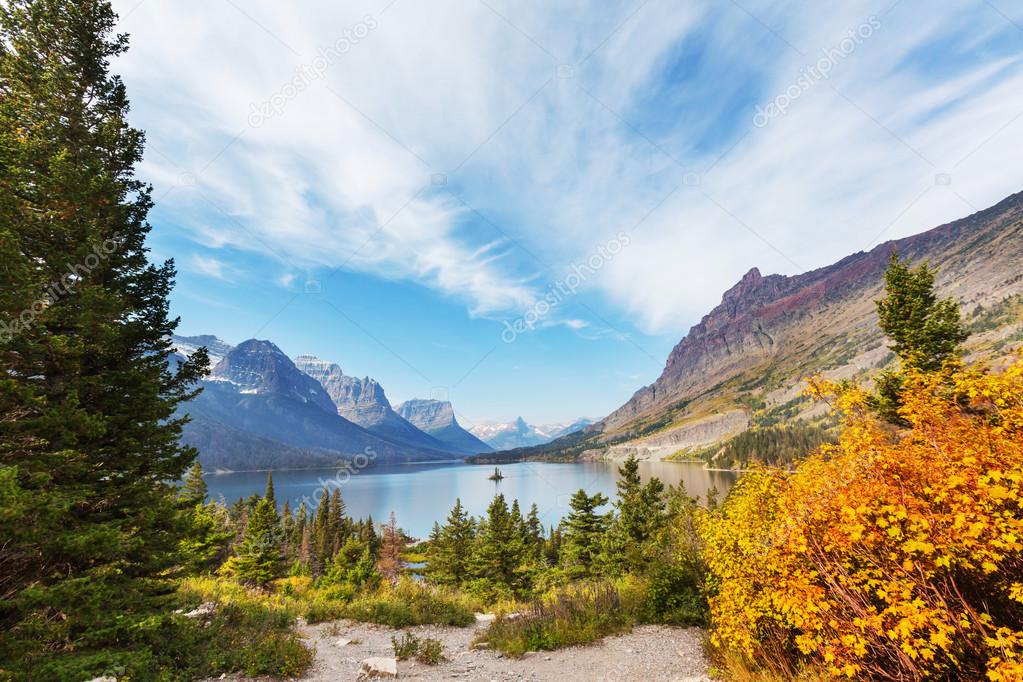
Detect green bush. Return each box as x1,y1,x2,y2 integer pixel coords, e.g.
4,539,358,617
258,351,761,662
416,637,445,664
641,562,707,626
390,632,445,665
477,582,633,657
391,632,421,660
342,579,475,627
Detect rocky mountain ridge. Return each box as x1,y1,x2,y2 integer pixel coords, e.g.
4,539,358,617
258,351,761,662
293,356,453,452
173,338,493,468
395,399,494,454
504,190,1023,463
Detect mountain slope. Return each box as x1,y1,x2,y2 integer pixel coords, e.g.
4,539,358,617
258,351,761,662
395,399,494,454
294,356,454,452
178,340,453,469
504,190,1023,463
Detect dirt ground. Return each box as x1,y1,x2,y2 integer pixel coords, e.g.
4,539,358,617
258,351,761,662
284,617,711,681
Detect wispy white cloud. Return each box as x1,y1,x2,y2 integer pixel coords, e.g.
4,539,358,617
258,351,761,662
114,0,1023,335
190,254,233,282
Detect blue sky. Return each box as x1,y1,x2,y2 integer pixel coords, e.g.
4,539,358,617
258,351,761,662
111,0,1023,425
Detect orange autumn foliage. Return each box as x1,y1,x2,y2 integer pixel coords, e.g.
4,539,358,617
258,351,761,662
701,357,1023,680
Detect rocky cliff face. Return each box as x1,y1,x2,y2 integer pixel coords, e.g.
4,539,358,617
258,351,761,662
395,399,494,454
558,190,1023,456
293,356,456,452
210,340,339,415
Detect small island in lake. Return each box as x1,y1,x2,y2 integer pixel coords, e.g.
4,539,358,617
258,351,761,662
488,467,505,481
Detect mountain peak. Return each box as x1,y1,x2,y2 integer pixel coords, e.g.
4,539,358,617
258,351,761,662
396,399,493,454
212,339,337,414
171,333,234,366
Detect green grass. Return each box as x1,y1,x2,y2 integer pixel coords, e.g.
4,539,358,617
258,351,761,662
12,580,317,681
340,578,477,627
474,582,634,657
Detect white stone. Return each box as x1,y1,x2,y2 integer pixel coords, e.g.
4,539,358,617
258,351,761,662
335,637,353,647
474,612,496,623
184,601,215,619
358,657,398,678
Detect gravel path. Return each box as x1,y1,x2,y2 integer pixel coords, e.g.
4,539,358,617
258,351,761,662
292,618,712,681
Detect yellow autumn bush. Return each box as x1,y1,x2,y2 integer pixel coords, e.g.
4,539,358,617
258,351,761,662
702,358,1023,680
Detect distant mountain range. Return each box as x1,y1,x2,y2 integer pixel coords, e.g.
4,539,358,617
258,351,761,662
395,399,494,455
467,417,594,451
171,337,491,471
480,191,1023,466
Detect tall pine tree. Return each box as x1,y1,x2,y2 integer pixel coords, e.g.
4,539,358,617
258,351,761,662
0,0,207,671
874,252,969,421
225,497,283,587
560,489,609,578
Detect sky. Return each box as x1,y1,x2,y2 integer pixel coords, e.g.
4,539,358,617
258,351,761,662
110,0,1023,426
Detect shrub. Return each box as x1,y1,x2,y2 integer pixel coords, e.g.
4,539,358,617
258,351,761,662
390,632,444,664
416,637,445,665
701,359,1023,680
342,578,476,627
391,632,421,660
477,581,633,657
642,562,707,626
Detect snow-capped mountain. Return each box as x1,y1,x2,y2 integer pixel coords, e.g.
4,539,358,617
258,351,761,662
468,417,594,451
173,338,456,470
171,333,234,367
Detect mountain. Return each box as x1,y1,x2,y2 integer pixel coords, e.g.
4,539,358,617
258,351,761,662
172,333,233,366
177,339,453,469
468,417,551,450
395,399,494,454
538,418,596,440
293,356,454,452
492,191,1023,465
468,417,596,450
209,340,339,415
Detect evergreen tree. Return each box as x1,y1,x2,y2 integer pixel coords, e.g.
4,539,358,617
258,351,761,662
312,488,331,573
525,503,544,559
429,498,475,586
179,460,208,507
329,487,347,543
615,455,644,539
876,251,968,371
560,489,609,578
0,0,208,670
428,521,442,545
179,501,232,574
469,494,527,594
361,514,379,552
264,470,276,506
224,497,282,586
280,500,294,558
874,252,969,420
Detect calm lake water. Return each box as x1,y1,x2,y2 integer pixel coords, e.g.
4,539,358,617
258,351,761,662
204,460,739,538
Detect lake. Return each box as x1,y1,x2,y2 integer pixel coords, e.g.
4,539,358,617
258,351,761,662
204,460,739,538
